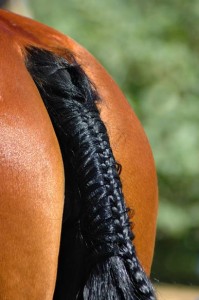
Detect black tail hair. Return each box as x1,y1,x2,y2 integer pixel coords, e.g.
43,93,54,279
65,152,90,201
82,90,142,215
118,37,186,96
25,47,156,300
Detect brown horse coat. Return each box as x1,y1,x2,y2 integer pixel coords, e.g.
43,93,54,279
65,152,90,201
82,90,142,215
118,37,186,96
0,9,158,299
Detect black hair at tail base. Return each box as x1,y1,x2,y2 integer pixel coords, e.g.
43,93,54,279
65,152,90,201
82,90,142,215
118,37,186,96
25,47,156,300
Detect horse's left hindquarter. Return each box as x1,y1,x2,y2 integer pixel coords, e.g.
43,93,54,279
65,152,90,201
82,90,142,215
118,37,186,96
0,33,65,299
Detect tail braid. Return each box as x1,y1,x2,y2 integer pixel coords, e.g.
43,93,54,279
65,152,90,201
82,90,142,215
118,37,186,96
25,47,156,299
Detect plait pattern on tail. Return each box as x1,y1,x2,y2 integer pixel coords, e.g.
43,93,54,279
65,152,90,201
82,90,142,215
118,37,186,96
25,47,156,300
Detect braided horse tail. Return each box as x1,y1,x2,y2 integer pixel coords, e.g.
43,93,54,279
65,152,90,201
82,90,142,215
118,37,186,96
25,47,156,300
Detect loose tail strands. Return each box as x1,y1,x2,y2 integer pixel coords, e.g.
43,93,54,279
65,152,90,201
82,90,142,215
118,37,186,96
25,47,156,300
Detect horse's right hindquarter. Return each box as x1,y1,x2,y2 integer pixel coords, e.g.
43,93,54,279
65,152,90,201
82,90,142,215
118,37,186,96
0,36,64,299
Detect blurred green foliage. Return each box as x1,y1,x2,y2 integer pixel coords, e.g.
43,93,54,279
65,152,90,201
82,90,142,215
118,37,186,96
31,0,199,284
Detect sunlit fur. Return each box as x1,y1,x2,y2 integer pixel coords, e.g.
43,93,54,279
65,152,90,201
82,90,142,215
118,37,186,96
25,47,156,300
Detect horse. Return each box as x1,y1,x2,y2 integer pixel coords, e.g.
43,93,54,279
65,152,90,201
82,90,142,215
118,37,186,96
0,9,158,299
